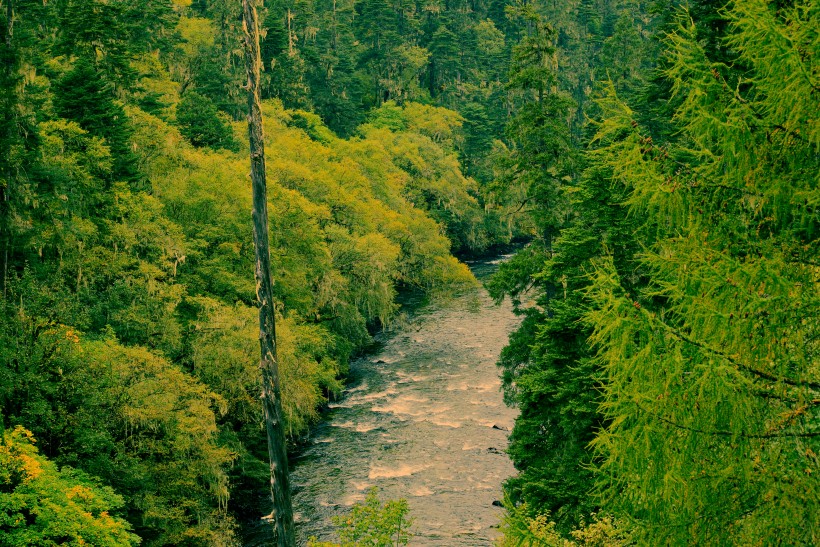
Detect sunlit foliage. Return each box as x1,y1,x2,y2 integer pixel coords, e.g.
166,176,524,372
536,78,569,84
497,499,629,547
586,2,820,543
0,427,139,547
308,487,413,547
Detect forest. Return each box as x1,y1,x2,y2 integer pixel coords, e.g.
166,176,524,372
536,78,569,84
0,0,817,545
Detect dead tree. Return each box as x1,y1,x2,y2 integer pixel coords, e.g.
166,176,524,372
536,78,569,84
241,1,296,545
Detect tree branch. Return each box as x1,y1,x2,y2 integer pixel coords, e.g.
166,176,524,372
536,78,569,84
658,320,820,392
634,400,820,439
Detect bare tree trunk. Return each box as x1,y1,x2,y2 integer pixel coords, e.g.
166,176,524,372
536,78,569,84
241,2,296,546
1,0,16,298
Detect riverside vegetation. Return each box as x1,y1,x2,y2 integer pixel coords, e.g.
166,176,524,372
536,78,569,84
1,0,818,545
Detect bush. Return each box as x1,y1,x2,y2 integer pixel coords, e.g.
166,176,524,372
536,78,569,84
497,501,629,547
309,487,413,547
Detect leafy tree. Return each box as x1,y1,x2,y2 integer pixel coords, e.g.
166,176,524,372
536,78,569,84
185,0,246,118
0,292,237,545
55,0,179,84
259,0,313,111
493,157,640,532
361,101,507,254
426,24,459,98
127,98,484,537
0,0,535,542
0,426,139,547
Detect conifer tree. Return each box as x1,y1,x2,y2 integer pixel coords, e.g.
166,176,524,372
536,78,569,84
587,2,820,543
176,91,236,149
489,0,664,536
487,6,595,532
53,58,142,185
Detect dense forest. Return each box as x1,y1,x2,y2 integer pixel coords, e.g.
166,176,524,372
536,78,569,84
0,0,817,545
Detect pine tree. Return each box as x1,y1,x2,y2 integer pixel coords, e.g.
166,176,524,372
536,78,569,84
176,91,236,150
53,58,142,185
587,1,820,543
487,6,596,533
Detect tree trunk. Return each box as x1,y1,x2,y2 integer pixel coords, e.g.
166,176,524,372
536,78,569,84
1,0,15,298
240,1,296,546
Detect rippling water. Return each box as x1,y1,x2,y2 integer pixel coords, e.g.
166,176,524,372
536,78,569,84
291,259,520,546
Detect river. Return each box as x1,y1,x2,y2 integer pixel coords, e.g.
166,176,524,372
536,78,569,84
290,258,521,546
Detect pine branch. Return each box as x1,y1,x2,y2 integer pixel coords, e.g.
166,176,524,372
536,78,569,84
634,400,820,439
656,318,820,392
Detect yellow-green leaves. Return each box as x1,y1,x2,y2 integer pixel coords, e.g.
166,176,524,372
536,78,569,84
585,1,820,543
0,427,140,546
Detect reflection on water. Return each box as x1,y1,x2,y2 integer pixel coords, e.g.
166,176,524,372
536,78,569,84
291,260,520,546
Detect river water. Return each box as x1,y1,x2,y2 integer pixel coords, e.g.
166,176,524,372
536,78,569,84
291,259,520,546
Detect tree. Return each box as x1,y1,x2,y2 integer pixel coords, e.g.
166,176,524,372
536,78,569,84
0,426,139,547
586,1,820,543
488,1,658,536
53,58,142,185
176,91,236,149
497,5,578,249
241,1,296,544
497,501,630,547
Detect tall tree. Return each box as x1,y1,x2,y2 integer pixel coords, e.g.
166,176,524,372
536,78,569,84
488,0,660,536
486,6,588,532
587,1,820,543
241,0,296,545
53,58,142,185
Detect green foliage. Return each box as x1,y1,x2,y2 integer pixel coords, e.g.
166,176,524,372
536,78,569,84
487,8,582,251
360,102,507,254
308,487,413,547
188,297,343,438
492,1,820,543
53,57,142,185
0,426,139,546
16,0,810,544
175,91,236,150
497,501,629,547
488,0,665,538
584,1,820,544
252,0,523,188
0,295,238,545
491,155,641,533
487,5,616,535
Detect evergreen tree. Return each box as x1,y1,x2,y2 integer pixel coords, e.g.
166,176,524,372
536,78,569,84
487,6,594,533
488,0,661,536
53,58,142,186
176,91,236,149
587,1,820,543
496,5,578,248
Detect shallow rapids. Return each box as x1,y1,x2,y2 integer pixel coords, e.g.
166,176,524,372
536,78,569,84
291,259,521,546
